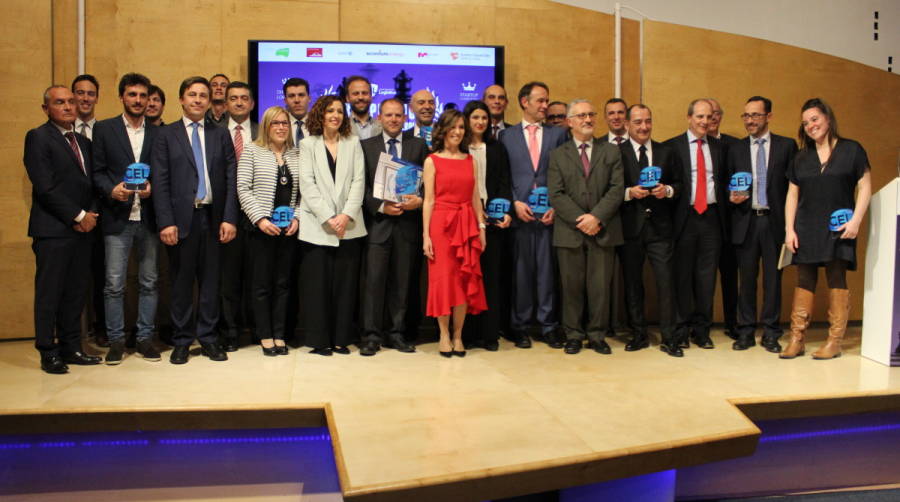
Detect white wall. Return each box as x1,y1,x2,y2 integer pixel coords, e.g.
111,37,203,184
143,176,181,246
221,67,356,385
553,0,898,71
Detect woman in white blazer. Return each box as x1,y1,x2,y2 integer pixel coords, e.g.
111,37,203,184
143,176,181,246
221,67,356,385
237,106,300,356
297,95,367,355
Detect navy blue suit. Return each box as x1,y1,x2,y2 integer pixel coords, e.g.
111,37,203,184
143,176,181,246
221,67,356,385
500,123,566,335
151,119,238,346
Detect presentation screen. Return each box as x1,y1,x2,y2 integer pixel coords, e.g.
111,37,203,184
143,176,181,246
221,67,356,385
249,41,504,126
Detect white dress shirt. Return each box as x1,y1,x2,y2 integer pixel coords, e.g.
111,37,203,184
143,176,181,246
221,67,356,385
123,114,146,221
182,116,212,204
290,116,309,146
228,117,253,149
607,131,629,145
75,117,96,141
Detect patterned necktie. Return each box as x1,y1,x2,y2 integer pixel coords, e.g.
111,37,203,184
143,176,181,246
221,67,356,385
233,125,244,162
387,138,398,157
638,144,648,169
191,122,207,201
65,132,86,175
579,143,590,178
526,124,540,172
295,120,304,145
694,138,707,214
756,138,768,207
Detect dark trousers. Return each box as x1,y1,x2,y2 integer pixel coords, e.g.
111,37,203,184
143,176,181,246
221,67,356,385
218,222,252,341
512,222,556,333
362,231,416,343
88,229,105,335
719,239,739,332
404,230,425,341
166,208,221,346
300,238,362,349
556,240,614,342
620,229,676,338
736,213,783,339
32,235,91,356
249,231,297,341
465,226,511,343
674,205,722,338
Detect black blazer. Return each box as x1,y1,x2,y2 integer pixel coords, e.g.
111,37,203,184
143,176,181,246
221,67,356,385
24,121,95,238
664,132,728,237
151,120,238,238
483,137,514,209
361,133,429,244
728,133,798,246
91,116,159,235
618,140,683,241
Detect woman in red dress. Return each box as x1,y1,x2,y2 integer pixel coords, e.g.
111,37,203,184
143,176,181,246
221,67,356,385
422,109,488,357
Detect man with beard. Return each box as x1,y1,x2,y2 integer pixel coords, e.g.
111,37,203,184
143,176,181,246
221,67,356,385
346,75,382,139
146,85,166,126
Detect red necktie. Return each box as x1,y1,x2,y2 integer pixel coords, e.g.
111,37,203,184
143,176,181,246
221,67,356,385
65,132,86,175
694,138,707,214
233,125,244,162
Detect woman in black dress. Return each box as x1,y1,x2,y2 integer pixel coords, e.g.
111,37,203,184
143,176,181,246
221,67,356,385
781,98,871,360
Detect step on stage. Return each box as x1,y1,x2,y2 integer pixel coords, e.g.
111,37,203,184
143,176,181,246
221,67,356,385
1,327,899,501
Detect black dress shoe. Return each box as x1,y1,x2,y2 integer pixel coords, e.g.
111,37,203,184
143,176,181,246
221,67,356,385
170,345,190,364
513,332,531,349
589,339,612,355
261,345,278,356
62,351,102,365
310,347,333,356
760,336,782,353
359,340,380,356
624,335,650,352
222,338,239,352
200,342,228,361
659,339,684,357
564,339,582,354
40,355,68,374
692,335,715,349
724,329,738,341
483,340,499,352
387,334,415,353
543,331,564,349
732,335,756,351
332,345,350,355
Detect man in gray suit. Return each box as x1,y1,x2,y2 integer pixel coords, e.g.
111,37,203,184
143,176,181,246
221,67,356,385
548,99,624,354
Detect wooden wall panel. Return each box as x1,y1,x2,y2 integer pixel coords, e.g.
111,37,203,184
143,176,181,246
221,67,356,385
644,20,900,321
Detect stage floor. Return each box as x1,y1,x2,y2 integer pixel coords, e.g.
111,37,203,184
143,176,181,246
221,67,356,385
1,327,899,501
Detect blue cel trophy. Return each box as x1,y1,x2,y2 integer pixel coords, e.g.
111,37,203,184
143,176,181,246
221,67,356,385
486,198,511,224
528,187,550,216
639,166,662,189
829,208,853,232
271,206,294,229
729,172,753,197
124,162,150,190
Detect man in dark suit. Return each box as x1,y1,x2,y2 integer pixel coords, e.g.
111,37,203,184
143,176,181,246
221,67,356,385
359,98,429,356
91,73,161,365
401,89,436,145
500,81,567,348
217,81,259,352
618,104,684,356
708,98,740,340
483,84,511,140
24,85,102,374
599,97,629,340
728,96,798,352
664,99,728,350
548,99,624,354
152,76,238,364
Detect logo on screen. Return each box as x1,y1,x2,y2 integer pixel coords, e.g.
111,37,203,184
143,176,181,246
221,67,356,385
306,48,323,57
462,82,477,91
450,52,459,60
275,48,290,57
418,52,428,58
371,83,379,94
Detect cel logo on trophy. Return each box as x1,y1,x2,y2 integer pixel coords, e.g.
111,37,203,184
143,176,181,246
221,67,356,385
639,166,662,188
124,162,150,190
528,187,550,215
829,208,853,231
271,206,294,229
487,198,510,223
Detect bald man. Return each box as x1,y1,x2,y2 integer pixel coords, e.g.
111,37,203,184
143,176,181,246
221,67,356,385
483,84,511,140
402,89,436,145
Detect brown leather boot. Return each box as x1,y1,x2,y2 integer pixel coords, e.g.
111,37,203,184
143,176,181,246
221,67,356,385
812,288,850,360
780,287,814,359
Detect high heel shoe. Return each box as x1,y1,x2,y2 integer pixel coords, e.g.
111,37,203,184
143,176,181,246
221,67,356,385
440,350,453,358
332,346,350,355
261,339,277,357
274,340,288,355
452,350,466,357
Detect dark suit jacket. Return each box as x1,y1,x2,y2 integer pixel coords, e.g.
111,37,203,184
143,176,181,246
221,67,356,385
361,133,428,244
91,116,158,235
548,138,624,248
619,140,683,241
728,133,798,246
24,121,95,238
483,137,514,210
499,123,567,209
664,132,728,237
151,120,238,238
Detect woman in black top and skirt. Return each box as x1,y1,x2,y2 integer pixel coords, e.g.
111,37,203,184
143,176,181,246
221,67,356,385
782,98,871,360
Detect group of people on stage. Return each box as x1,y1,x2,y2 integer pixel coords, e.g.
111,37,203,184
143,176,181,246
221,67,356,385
24,70,871,375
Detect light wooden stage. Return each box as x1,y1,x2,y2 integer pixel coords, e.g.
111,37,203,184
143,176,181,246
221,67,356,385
1,326,899,501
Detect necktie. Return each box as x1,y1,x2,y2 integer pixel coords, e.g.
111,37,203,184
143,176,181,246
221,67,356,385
295,120,304,145
65,132,86,175
492,125,499,140
191,122,207,201
694,138,707,214
638,144,648,169
387,138,398,157
579,143,590,178
526,124,540,172
756,138,768,207
79,123,88,138
233,125,244,162
614,136,624,145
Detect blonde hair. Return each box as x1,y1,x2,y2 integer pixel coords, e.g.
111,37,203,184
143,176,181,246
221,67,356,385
254,106,293,150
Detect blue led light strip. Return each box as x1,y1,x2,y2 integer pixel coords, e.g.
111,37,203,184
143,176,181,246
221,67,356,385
0,433,331,450
760,423,900,443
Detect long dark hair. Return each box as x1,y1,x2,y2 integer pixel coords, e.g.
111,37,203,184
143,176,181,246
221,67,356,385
798,98,842,150
430,109,470,153
462,100,492,144
306,95,352,138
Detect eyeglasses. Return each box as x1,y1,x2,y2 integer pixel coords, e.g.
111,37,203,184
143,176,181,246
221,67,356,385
740,113,767,120
571,112,598,120
270,120,290,127
546,114,567,121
